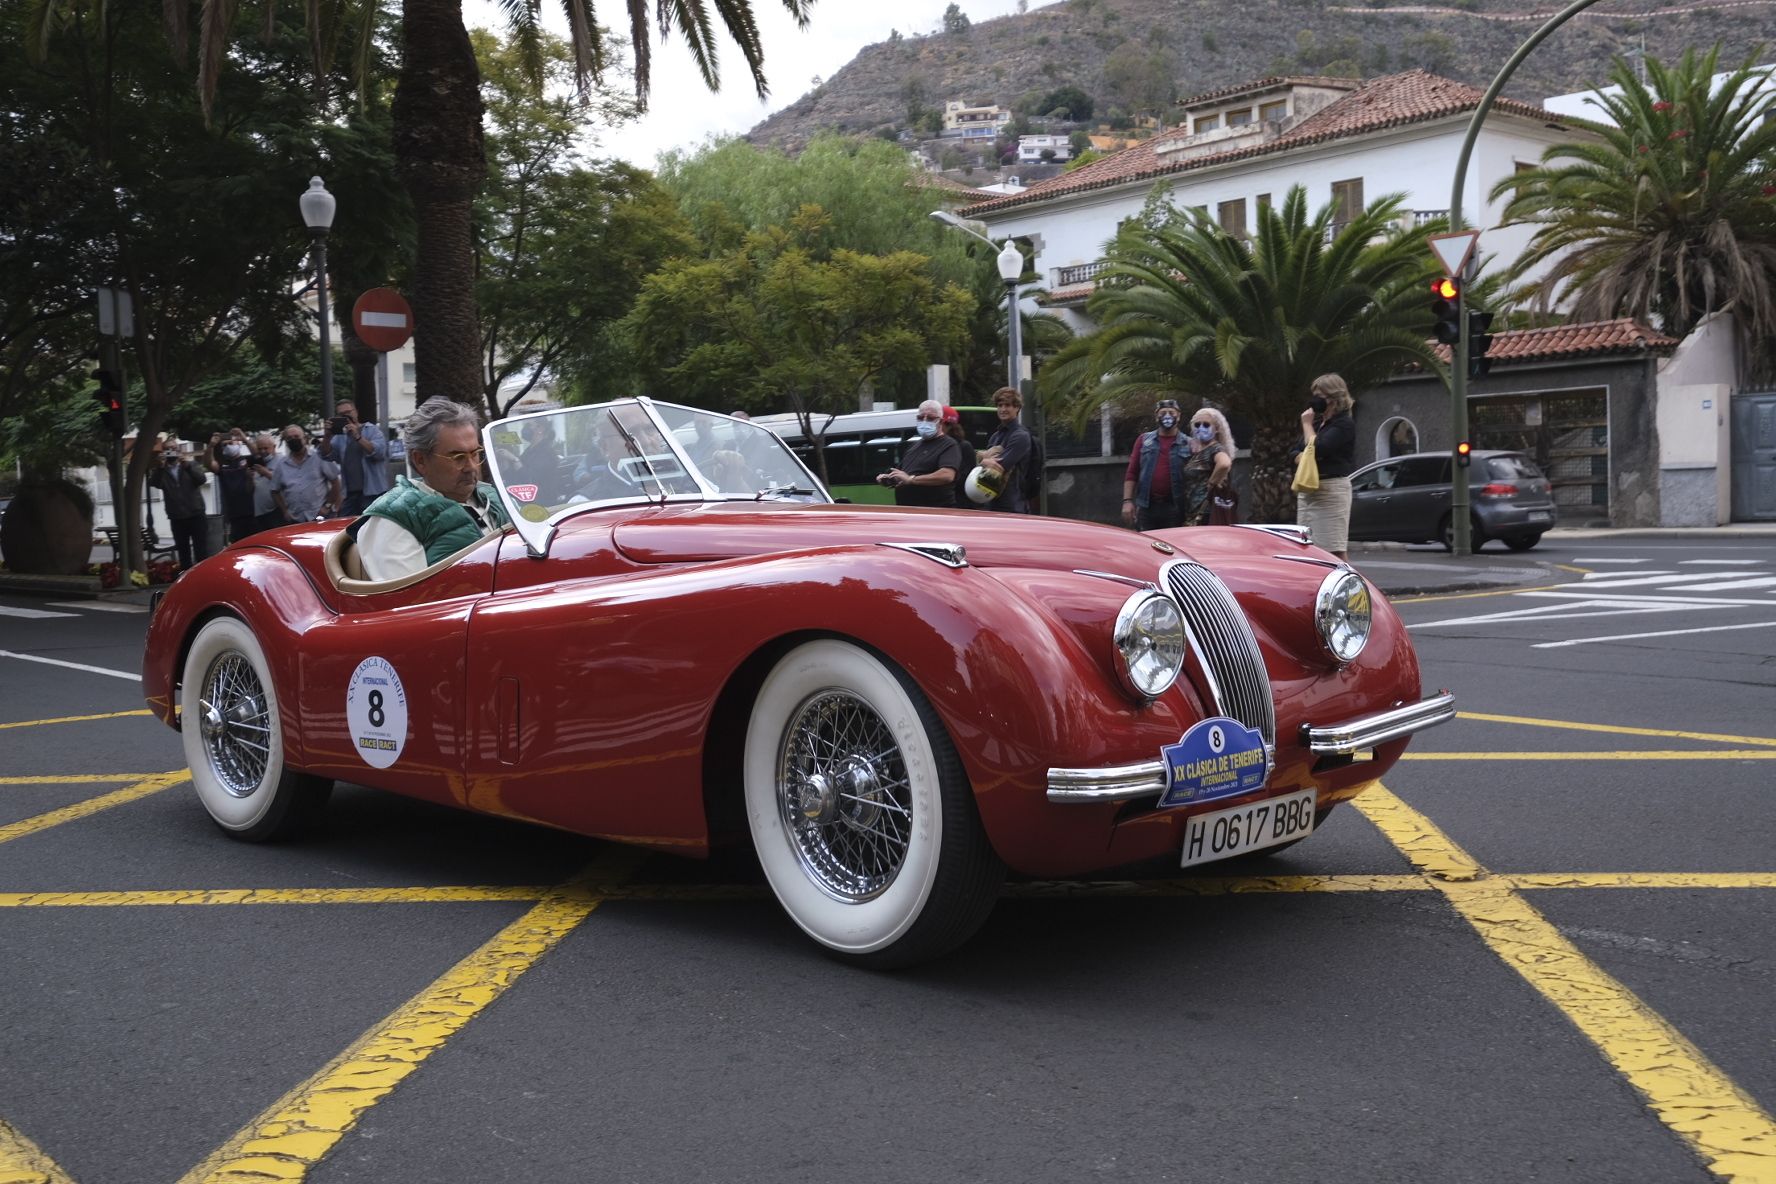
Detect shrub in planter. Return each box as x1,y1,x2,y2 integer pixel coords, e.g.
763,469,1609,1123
0,478,95,575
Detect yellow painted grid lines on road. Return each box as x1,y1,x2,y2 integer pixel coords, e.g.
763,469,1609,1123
1,774,172,785
5,872,1773,912
1357,784,1776,1184
175,850,645,1184
0,886,555,908
0,771,188,847
0,709,152,730
0,1113,78,1184
1456,711,1776,750
1403,750,1776,760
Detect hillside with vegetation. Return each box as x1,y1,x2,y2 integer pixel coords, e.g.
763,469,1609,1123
747,0,1771,153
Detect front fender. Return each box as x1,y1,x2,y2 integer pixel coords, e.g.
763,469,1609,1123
141,547,334,768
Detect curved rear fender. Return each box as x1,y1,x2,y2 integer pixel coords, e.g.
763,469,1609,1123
142,548,333,767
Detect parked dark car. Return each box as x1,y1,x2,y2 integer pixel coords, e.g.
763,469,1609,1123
1349,450,1556,551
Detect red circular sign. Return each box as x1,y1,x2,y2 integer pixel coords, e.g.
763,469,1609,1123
351,287,414,353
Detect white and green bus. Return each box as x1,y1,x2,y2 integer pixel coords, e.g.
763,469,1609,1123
753,407,1001,504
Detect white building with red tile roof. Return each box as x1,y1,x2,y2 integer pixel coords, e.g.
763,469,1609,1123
961,69,1601,328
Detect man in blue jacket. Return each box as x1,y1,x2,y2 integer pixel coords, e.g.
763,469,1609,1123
323,399,391,517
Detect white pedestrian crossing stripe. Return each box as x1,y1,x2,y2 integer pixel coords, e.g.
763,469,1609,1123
1408,556,1774,643
0,606,77,619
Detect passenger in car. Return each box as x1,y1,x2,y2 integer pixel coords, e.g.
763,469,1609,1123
354,399,511,582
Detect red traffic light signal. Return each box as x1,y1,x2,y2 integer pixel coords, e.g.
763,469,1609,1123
91,369,126,438
1455,440,1472,468
1430,276,1462,345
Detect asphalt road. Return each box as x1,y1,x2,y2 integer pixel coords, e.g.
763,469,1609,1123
1,537,1772,1184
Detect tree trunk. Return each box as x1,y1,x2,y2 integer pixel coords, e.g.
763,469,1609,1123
341,324,382,423
392,0,485,408
1248,421,1298,525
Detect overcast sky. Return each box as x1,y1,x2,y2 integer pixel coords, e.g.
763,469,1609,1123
460,0,1063,167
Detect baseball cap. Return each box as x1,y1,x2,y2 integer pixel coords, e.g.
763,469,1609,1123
941,406,960,424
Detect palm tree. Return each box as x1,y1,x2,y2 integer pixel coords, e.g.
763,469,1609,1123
1491,46,1776,362
1040,186,1441,520
183,0,811,406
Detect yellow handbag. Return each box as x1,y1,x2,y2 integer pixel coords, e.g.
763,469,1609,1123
1292,443,1320,493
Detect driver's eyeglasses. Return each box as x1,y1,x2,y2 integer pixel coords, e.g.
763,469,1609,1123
434,448,485,466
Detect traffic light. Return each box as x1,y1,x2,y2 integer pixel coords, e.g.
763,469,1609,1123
91,368,125,438
1455,440,1472,469
1430,276,1462,345
1468,309,1496,379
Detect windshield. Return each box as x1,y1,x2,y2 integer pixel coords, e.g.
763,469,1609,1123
485,399,828,555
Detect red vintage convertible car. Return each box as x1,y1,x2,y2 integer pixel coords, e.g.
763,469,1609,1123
142,399,1452,966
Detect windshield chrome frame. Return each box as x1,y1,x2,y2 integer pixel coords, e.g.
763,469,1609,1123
484,397,829,559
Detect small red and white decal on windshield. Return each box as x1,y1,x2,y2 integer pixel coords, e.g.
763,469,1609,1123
507,484,538,503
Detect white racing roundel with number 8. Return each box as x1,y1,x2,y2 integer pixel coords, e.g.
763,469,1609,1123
346,656,408,769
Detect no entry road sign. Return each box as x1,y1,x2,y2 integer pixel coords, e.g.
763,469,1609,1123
351,288,413,353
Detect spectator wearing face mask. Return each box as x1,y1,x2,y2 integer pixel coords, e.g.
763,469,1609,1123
270,424,342,524
207,427,260,543
1121,400,1190,529
250,434,283,534
877,400,961,508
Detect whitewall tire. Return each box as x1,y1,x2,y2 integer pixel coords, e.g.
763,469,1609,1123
180,617,331,841
744,639,1002,968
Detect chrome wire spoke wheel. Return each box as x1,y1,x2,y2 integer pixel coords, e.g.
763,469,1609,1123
180,617,331,841
777,689,913,902
744,639,1003,966
198,652,272,797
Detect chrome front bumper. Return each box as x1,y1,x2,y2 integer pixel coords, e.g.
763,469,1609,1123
1045,691,1455,804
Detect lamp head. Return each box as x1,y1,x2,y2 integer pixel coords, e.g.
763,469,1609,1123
299,176,336,231
996,239,1023,284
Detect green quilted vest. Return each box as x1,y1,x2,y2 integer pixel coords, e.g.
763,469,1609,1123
359,475,510,566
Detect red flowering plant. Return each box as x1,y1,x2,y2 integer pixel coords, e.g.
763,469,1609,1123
147,559,180,585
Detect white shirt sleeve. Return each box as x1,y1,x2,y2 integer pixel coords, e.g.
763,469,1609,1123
357,517,427,581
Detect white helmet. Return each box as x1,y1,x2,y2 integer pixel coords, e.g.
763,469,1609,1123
963,464,1004,505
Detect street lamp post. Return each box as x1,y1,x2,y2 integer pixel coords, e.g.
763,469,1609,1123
299,176,337,433
929,210,1047,514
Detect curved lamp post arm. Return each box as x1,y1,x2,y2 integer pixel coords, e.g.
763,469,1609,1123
1445,0,1601,555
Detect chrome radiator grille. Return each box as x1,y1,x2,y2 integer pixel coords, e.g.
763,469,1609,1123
1162,560,1277,745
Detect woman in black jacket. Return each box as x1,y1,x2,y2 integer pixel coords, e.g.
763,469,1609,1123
1297,373,1356,559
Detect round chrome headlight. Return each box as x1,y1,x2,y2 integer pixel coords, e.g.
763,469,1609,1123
1113,591,1186,699
1315,569,1372,663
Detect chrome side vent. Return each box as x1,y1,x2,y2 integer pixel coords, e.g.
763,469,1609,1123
1161,559,1276,746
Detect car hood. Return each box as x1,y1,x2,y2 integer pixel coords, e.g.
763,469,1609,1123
600,502,1328,592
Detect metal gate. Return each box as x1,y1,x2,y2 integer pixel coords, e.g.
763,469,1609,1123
1470,390,1609,522
1730,392,1776,521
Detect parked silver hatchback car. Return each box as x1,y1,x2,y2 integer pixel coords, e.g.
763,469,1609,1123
1349,450,1557,551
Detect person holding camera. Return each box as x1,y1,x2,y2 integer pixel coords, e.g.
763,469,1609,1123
321,399,390,517
207,427,260,543
148,440,211,569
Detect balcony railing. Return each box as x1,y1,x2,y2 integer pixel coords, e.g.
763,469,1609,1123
1055,260,1110,287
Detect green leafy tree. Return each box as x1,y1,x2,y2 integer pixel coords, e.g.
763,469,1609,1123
1491,46,1776,361
8,1,404,570
1103,43,1175,116
1038,86,1094,121
1041,186,1441,520
474,29,694,417
155,0,809,408
625,208,972,479
943,3,972,35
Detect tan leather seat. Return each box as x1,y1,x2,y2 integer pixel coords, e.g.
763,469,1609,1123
322,527,495,595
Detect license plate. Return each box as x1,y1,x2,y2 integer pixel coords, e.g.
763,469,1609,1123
1526,511,1551,522
1180,788,1317,868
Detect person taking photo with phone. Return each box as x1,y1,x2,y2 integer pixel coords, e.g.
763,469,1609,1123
320,399,390,516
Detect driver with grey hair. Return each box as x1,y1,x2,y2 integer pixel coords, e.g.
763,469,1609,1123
354,398,511,581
